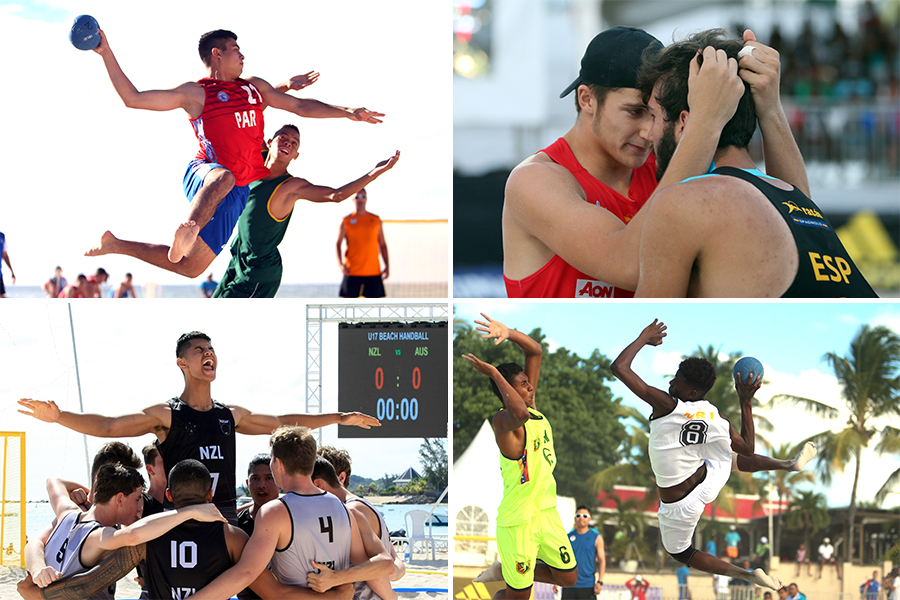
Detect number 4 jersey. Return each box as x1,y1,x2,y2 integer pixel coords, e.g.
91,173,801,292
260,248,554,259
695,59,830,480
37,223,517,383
648,398,734,488
269,491,353,588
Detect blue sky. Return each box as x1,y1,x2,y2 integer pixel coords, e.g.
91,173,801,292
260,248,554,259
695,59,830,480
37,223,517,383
454,301,900,509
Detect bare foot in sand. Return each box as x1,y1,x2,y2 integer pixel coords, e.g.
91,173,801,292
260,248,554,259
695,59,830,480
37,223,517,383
168,221,199,263
85,230,120,256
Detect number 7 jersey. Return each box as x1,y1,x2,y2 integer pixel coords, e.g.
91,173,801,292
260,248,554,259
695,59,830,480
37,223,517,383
648,398,734,488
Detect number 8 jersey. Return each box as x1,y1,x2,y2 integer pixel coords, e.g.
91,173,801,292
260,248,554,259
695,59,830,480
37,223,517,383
648,398,733,488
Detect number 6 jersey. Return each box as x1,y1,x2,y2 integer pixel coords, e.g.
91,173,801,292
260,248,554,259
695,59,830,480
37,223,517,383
648,398,733,488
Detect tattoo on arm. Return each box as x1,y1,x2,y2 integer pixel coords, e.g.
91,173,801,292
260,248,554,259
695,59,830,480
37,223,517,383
41,545,143,600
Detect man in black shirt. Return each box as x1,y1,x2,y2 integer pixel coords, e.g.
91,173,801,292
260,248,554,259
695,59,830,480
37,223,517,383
20,331,380,524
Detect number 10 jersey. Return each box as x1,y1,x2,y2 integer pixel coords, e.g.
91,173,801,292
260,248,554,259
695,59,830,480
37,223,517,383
648,398,733,488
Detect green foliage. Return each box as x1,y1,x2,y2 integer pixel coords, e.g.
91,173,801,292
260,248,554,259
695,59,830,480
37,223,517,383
402,478,427,494
785,489,830,534
453,318,627,506
775,324,900,561
419,438,448,490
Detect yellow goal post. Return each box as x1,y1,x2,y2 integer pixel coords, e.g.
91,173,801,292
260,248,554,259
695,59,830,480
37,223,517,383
0,432,25,568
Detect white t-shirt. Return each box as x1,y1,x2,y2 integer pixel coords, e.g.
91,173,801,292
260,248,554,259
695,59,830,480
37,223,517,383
887,576,898,600
714,574,730,593
818,543,834,560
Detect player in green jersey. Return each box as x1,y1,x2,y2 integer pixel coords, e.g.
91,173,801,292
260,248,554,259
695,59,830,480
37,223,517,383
462,314,577,599
213,124,400,297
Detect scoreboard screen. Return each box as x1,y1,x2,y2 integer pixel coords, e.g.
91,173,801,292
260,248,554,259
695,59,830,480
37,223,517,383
338,321,448,438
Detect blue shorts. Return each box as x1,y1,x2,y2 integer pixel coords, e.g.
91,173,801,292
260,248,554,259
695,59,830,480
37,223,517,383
183,159,249,255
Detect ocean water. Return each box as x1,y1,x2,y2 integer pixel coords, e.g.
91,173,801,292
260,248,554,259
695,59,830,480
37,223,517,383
24,500,447,541
5,283,448,299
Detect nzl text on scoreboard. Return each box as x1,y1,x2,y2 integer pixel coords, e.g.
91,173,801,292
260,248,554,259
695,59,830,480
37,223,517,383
338,321,447,438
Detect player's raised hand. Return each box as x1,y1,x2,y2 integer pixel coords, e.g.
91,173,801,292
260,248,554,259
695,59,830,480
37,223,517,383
372,151,401,176
18,398,61,423
286,71,320,91
474,313,509,345
734,369,762,402
340,411,381,429
688,45,744,130
91,29,110,56
639,319,667,347
738,29,781,119
462,353,498,378
308,561,338,592
349,108,385,124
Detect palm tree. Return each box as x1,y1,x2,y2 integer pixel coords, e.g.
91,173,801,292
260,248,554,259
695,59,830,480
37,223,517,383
785,489,830,555
588,405,655,502
759,443,817,558
774,324,900,562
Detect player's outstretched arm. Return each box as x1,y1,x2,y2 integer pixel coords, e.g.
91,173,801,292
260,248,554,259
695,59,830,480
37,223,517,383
738,30,810,197
36,545,144,600
231,405,381,435
17,399,170,438
729,371,760,456
91,30,204,115
281,151,401,206
610,320,676,417
249,76,384,123
92,504,224,553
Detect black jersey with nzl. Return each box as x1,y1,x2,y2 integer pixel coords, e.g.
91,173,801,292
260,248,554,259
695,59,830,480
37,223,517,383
145,520,233,600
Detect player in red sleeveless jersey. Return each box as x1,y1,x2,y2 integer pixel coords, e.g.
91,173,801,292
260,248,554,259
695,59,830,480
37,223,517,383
502,27,810,298
84,28,384,279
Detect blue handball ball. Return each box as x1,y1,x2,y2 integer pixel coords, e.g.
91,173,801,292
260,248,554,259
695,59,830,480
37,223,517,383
70,15,100,51
733,356,764,385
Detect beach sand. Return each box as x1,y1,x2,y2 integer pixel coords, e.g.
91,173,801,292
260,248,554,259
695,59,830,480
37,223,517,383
0,551,448,599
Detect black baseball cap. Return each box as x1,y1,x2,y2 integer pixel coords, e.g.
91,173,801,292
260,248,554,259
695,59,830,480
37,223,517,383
560,26,663,98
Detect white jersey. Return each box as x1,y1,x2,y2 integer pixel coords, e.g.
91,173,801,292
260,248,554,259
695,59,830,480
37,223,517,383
270,491,353,588
649,398,733,487
43,510,115,600
347,496,393,600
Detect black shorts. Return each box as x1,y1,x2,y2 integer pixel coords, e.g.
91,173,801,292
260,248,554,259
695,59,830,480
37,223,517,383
562,587,596,599
339,275,385,298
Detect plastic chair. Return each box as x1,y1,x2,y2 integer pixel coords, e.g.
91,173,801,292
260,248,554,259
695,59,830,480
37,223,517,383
404,509,436,560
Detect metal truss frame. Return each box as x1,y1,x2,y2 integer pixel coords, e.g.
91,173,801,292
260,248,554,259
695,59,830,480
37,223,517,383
304,303,449,442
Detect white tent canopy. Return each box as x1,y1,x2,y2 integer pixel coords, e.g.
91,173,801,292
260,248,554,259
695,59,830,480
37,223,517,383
453,419,576,567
